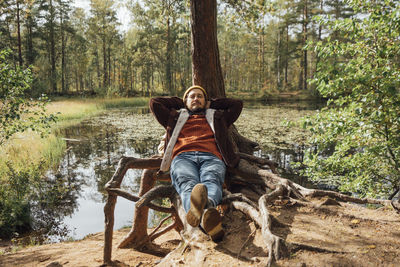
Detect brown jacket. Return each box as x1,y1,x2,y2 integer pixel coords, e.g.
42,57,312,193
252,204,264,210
149,97,243,168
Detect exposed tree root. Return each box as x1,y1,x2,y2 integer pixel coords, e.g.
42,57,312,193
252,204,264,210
104,158,161,263
136,185,176,209
258,193,289,265
238,152,278,173
221,190,259,210
237,228,257,259
107,187,173,213
148,215,176,242
103,152,400,266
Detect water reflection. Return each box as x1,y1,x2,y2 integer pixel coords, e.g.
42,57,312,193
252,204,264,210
255,145,315,188
49,117,161,241
30,173,80,243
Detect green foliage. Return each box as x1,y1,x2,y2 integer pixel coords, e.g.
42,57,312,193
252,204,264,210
0,134,68,239
0,162,36,238
0,158,71,240
0,49,57,146
303,0,400,198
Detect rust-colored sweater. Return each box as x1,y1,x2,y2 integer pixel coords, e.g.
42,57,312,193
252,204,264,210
172,114,222,160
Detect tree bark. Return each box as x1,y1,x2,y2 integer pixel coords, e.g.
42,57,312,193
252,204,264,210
49,0,57,93
60,11,66,94
277,25,281,89
166,16,173,95
285,24,289,87
102,20,107,89
302,0,308,91
190,0,225,98
16,0,23,67
25,10,34,67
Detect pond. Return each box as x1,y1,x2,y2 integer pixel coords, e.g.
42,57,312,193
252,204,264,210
43,101,322,242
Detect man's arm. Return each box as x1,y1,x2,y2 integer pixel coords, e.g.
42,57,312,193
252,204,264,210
149,97,185,128
209,98,243,126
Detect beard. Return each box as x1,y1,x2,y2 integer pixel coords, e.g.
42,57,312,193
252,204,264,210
191,107,205,113
187,105,206,114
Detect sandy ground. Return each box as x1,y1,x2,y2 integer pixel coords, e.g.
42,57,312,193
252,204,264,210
1,200,400,267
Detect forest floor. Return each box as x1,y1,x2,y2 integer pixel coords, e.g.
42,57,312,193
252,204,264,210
1,198,400,267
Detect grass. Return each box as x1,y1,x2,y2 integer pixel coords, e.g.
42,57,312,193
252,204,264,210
98,97,149,109
1,97,150,171
0,133,66,174
46,97,150,125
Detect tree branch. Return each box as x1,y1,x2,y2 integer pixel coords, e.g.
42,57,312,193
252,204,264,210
106,188,174,213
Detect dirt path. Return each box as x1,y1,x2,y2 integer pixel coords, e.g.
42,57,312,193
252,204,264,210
1,201,400,267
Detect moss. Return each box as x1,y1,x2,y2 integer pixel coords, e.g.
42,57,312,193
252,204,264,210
235,107,315,150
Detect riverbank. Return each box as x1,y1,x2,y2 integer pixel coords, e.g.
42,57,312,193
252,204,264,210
0,97,150,240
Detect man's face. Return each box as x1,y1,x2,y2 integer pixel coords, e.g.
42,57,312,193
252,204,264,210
185,89,206,112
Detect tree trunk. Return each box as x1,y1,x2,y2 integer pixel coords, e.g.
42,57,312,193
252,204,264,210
61,12,66,94
302,0,308,91
285,24,289,87
103,25,107,89
190,0,225,98
94,44,100,89
16,0,23,67
108,45,112,87
258,27,265,91
49,0,57,93
25,12,34,67
75,68,79,92
166,17,173,95
316,0,324,73
277,26,281,89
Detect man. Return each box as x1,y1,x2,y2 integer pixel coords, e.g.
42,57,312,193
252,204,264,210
150,85,243,241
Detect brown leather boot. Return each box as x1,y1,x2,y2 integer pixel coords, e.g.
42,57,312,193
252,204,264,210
186,184,208,227
201,207,224,242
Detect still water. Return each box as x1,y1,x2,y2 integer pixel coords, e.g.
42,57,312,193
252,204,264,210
46,102,320,242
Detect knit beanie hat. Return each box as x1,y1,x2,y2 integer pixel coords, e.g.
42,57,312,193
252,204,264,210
183,85,208,101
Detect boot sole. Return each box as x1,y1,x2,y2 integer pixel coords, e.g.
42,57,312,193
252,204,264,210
201,207,224,242
186,184,207,227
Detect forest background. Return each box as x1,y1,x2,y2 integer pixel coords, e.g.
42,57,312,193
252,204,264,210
0,0,350,98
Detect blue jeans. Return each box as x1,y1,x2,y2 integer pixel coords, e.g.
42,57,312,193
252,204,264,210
170,151,226,212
